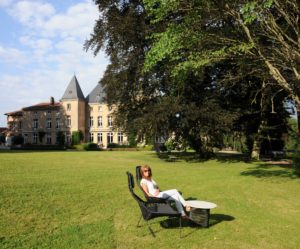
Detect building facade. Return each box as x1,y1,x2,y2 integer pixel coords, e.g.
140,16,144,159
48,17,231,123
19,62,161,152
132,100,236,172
5,76,127,147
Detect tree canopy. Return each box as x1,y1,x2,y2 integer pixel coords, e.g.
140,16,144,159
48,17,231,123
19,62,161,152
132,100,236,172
85,0,298,157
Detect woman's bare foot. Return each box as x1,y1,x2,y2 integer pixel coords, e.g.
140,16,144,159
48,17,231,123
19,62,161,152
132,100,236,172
185,205,191,212
181,215,190,220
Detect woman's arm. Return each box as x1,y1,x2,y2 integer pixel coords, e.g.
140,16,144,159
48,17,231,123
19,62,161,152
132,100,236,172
141,183,160,197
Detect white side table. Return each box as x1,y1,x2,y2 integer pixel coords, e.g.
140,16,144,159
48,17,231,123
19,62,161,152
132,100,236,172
185,200,217,227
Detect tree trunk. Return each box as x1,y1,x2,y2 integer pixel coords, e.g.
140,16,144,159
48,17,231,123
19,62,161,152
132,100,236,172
251,119,266,160
296,104,300,139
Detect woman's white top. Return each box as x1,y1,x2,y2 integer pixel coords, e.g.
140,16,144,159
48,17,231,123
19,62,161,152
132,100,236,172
140,178,159,196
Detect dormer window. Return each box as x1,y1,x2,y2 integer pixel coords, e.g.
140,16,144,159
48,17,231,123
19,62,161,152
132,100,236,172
69,90,72,94
96,94,101,102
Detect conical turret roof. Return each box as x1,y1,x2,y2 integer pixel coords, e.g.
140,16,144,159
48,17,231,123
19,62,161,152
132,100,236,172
86,83,106,103
61,75,85,101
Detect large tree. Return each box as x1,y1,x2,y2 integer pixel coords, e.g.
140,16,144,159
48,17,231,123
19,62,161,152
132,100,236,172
86,0,240,154
86,0,292,156
141,0,295,156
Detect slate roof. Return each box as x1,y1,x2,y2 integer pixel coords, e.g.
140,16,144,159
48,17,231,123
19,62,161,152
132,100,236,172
5,110,23,116
22,102,61,111
61,75,85,101
86,83,106,103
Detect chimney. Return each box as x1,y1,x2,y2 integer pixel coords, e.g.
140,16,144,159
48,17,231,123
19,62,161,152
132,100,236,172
50,97,55,105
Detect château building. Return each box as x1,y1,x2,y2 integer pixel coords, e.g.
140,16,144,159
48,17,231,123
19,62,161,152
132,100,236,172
4,76,127,147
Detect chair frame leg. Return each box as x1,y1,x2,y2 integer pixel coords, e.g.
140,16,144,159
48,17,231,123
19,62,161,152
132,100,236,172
136,214,143,227
179,216,182,238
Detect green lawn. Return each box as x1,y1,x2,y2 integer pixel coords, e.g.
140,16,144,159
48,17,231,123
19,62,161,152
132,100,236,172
0,151,299,249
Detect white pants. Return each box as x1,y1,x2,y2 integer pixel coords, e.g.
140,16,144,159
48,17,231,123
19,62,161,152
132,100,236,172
157,189,187,216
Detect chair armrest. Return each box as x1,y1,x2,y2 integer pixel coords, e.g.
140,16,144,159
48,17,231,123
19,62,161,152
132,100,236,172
146,197,168,203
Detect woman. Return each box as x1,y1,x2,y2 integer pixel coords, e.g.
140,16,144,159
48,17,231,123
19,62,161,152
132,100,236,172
140,165,190,218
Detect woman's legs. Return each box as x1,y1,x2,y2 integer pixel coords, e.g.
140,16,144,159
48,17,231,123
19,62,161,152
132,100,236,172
157,189,187,216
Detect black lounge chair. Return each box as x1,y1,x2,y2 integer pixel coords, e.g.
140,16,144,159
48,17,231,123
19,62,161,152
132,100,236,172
126,171,182,236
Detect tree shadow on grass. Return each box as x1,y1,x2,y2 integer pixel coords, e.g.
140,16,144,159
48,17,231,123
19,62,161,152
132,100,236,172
215,152,251,164
240,163,300,179
155,151,211,163
154,151,251,164
159,213,234,238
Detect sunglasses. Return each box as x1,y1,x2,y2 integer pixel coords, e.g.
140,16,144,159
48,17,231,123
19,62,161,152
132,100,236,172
143,170,151,172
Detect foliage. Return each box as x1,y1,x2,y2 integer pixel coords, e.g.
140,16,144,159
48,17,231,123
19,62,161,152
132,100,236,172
143,0,300,108
56,131,65,146
72,130,84,145
83,142,99,151
292,153,300,176
0,134,5,143
38,130,46,143
127,132,138,147
164,138,175,152
12,135,24,145
107,143,131,148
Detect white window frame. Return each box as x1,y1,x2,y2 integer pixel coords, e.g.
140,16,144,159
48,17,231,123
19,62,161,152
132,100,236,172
97,116,102,128
107,132,113,144
97,133,103,143
118,132,123,144
67,116,71,127
90,132,94,142
46,133,52,144
33,133,38,144
33,119,38,129
108,116,113,127
46,118,52,129
90,116,94,128
56,118,60,129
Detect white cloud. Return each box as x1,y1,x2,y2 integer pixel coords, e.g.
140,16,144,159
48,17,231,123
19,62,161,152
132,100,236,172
0,0,13,8
8,1,55,28
0,45,28,64
42,2,98,39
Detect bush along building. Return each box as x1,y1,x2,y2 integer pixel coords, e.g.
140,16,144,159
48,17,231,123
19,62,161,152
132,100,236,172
5,76,127,148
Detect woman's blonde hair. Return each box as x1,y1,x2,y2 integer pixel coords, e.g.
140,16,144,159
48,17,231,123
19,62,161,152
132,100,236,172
140,165,152,178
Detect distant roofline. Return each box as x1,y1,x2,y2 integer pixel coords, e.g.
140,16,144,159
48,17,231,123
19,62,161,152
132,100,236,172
22,102,61,111
4,110,23,116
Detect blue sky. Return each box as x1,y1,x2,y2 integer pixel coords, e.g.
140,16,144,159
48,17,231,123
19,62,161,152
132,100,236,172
0,0,108,126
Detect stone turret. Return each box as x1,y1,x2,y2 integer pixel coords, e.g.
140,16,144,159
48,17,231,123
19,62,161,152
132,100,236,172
60,76,86,137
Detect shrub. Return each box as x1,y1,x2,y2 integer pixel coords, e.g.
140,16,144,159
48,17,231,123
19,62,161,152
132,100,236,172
165,139,176,152
107,143,131,148
83,142,98,151
38,131,46,143
128,133,137,147
12,135,24,145
292,153,300,176
157,144,167,152
0,135,5,143
72,130,83,145
56,131,65,146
